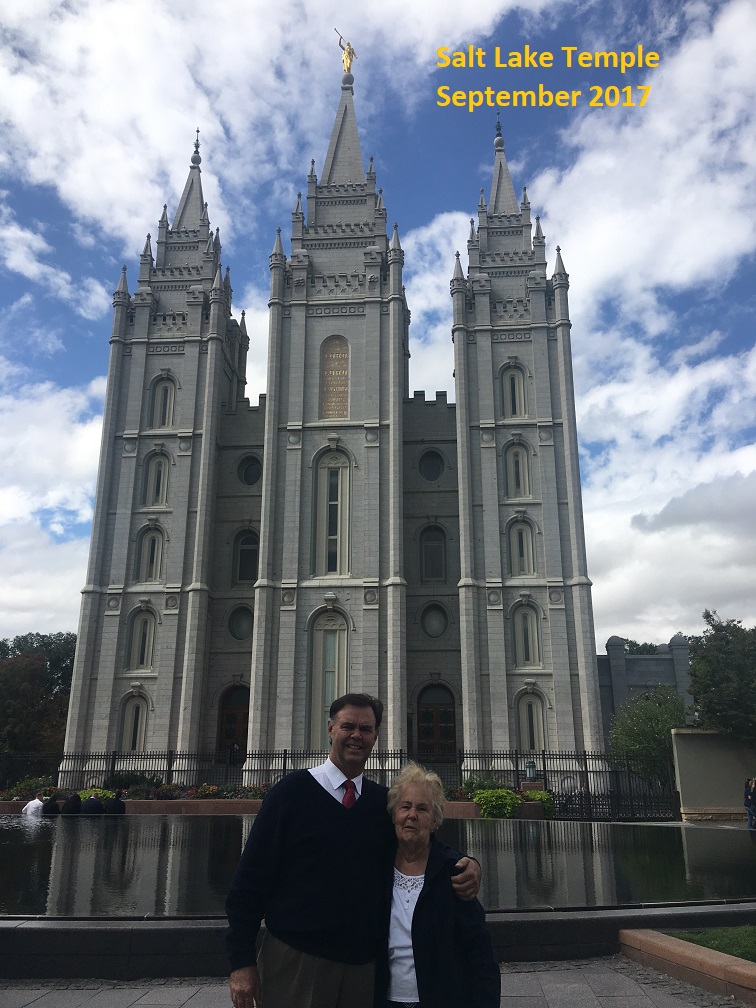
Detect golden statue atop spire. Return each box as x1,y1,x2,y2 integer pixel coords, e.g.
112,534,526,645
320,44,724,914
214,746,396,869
335,30,357,73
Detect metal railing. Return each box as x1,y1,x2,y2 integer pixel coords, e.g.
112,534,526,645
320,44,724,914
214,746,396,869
0,748,680,821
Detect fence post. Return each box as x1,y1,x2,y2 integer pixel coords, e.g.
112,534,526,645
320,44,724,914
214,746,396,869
109,750,117,783
167,750,175,785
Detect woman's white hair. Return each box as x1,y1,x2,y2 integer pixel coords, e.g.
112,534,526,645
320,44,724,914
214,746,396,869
387,761,445,830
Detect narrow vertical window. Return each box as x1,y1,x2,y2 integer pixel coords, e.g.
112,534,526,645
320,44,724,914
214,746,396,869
518,692,546,751
420,526,446,581
506,444,530,499
121,696,148,752
144,455,169,506
315,452,350,576
137,529,163,582
236,531,259,583
502,364,527,419
128,612,155,670
509,522,535,576
151,378,175,428
309,612,348,746
514,606,540,667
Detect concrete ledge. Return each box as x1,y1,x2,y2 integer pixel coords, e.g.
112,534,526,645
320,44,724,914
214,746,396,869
4,902,756,980
0,799,480,818
621,929,756,1006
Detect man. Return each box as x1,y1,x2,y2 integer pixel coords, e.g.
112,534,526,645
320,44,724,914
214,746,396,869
226,693,480,1008
21,793,45,818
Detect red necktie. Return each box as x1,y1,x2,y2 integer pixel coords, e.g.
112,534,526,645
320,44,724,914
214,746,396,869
342,780,356,808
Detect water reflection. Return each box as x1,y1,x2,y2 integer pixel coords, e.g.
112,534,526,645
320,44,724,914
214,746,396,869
1,815,755,918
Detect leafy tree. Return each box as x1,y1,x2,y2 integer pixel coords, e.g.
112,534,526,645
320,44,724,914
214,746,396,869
688,610,756,745
0,632,76,694
608,684,687,783
0,652,70,751
623,639,659,655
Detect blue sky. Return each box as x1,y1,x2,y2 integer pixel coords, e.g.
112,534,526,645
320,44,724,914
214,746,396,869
0,0,754,647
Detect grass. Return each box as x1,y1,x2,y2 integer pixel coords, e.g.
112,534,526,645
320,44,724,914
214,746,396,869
671,926,756,964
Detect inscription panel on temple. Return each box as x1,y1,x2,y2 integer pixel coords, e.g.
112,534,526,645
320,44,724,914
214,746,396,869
320,334,350,418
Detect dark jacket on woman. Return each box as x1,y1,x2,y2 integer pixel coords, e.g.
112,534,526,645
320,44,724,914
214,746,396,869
374,835,500,1008
60,793,82,816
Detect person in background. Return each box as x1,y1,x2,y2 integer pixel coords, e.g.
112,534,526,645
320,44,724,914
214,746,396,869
42,793,61,817
81,793,104,816
60,793,82,816
375,762,500,1008
745,778,755,831
104,789,126,815
21,793,45,818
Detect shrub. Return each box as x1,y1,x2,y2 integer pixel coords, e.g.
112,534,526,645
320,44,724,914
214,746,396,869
153,783,185,800
474,788,523,819
522,789,555,819
1,776,56,800
103,771,162,791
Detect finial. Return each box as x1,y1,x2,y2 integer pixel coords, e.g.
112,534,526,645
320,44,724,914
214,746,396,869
191,128,201,166
494,112,504,150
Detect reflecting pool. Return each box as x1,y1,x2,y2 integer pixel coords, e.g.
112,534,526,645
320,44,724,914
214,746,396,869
2,815,755,918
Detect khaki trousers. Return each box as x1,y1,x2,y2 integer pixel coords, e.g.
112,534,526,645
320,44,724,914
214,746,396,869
259,931,375,1008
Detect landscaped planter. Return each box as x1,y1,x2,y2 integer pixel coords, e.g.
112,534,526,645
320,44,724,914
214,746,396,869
517,800,545,820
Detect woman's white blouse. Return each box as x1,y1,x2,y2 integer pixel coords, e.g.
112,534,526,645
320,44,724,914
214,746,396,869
388,867,425,1001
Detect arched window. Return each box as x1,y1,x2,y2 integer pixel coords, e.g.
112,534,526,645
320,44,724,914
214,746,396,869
121,695,148,751
518,692,546,751
513,606,540,667
151,378,175,428
505,443,530,499
309,611,348,747
143,454,169,506
502,365,527,418
128,611,156,670
509,521,535,576
136,528,164,582
315,451,350,576
235,531,259,583
420,526,446,582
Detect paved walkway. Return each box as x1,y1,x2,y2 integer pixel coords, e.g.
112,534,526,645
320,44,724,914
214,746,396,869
0,956,746,1008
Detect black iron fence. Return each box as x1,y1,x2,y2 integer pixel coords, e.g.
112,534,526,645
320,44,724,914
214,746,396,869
0,748,680,821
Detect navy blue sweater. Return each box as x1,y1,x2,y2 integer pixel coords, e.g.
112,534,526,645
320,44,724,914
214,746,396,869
226,770,393,971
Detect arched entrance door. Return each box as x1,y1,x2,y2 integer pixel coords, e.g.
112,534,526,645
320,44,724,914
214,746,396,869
416,684,457,761
217,685,250,761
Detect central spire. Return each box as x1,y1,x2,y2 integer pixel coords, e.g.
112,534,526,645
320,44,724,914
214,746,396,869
321,69,366,185
489,114,519,215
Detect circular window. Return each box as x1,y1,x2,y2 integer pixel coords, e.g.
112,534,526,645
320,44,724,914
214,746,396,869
418,450,444,482
238,456,262,486
421,604,448,639
229,606,254,640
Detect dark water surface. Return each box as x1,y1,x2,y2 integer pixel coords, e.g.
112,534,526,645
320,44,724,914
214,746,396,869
1,815,755,917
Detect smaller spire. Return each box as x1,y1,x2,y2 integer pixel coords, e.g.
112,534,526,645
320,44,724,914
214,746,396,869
160,204,169,224
201,201,209,223
239,310,248,336
191,128,201,166
214,227,221,252
534,216,544,240
390,223,402,251
272,227,285,257
521,186,529,207
294,192,302,215
376,188,384,211
453,251,464,279
469,217,476,241
478,188,486,210
212,265,223,290
141,234,153,258
553,245,567,275
115,265,129,295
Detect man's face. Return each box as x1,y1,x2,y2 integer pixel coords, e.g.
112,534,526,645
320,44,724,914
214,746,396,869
327,704,378,778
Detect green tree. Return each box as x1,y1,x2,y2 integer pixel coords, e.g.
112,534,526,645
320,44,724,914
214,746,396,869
623,639,659,655
688,610,756,745
609,684,687,783
0,652,70,751
0,632,76,694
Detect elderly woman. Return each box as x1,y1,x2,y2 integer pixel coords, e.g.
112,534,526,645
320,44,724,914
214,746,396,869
375,762,500,1008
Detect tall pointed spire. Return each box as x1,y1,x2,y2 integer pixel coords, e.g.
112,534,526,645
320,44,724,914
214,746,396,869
173,128,206,231
321,69,366,185
489,114,519,215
